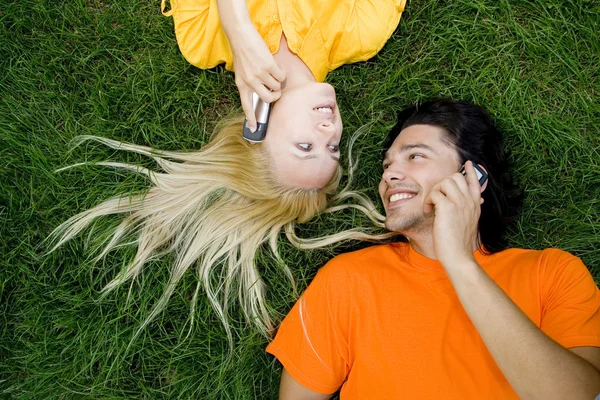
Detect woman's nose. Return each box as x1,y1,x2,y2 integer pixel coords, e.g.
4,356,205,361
318,122,337,135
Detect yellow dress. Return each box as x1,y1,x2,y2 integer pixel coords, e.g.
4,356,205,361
162,0,406,82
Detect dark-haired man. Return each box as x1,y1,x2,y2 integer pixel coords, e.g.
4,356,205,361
267,100,600,399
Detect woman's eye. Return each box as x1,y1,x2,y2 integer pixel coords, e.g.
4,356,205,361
409,153,424,160
328,145,339,152
383,163,390,169
297,143,312,151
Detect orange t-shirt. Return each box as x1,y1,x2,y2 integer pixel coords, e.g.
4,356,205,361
266,242,600,398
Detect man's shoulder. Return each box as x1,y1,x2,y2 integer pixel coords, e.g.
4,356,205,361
486,247,584,277
490,247,577,264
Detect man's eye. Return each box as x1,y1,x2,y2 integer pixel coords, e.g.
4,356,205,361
383,163,390,169
409,154,424,160
297,143,312,151
328,145,339,152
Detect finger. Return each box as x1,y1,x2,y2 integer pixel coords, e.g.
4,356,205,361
423,179,443,213
438,177,463,204
269,89,282,102
424,190,447,214
261,74,281,92
465,161,482,201
270,63,286,82
423,182,435,214
424,187,446,214
449,171,470,194
240,90,256,131
252,82,278,103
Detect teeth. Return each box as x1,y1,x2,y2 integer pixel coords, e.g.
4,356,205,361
315,107,333,114
389,193,415,202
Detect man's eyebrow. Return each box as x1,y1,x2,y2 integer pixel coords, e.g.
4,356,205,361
398,143,437,153
383,143,437,163
293,153,340,162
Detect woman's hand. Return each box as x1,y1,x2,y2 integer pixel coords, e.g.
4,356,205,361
423,161,484,268
229,27,286,131
216,0,286,131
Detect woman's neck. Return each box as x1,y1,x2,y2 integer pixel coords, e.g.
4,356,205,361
273,35,316,90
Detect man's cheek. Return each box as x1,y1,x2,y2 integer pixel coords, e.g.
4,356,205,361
378,182,386,203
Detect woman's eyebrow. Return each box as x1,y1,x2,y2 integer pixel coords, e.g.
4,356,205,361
293,153,340,161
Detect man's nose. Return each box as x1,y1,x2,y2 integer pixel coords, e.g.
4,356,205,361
382,163,406,183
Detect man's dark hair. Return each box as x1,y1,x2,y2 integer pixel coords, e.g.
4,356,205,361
382,99,523,254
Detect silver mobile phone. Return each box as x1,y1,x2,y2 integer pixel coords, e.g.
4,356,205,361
242,92,271,143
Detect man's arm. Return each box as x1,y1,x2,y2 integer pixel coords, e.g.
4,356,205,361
572,346,600,372
426,161,600,399
279,369,333,400
444,259,600,399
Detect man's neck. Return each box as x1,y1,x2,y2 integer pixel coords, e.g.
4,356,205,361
405,229,481,261
273,35,316,90
405,230,437,260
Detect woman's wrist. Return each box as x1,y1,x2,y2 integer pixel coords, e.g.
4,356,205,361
225,21,256,49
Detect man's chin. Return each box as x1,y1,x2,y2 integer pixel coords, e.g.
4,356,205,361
384,212,430,234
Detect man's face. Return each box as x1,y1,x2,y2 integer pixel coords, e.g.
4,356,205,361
378,124,462,234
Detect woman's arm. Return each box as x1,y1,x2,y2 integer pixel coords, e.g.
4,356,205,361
215,0,285,130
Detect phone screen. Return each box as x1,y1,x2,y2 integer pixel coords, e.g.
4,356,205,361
459,163,488,186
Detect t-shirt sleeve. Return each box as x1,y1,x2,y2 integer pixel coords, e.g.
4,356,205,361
266,260,351,395
539,249,600,349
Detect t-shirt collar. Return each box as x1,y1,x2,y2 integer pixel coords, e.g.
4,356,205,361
405,242,488,271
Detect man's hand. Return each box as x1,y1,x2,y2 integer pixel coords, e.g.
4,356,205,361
424,161,600,399
423,160,483,267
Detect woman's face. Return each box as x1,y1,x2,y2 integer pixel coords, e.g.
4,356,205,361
262,82,343,189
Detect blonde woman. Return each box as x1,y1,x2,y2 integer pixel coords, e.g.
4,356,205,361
49,0,406,341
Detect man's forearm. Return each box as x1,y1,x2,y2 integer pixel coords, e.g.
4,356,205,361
445,259,600,400
215,0,254,46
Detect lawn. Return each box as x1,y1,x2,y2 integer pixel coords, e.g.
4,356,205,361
1,0,599,398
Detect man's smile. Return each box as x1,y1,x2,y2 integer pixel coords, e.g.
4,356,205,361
385,188,419,209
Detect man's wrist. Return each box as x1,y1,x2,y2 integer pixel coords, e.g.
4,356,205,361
440,255,479,276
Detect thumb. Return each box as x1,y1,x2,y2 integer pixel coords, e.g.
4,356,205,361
241,91,257,132
423,193,433,214
423,190,443,214
423,201,433,215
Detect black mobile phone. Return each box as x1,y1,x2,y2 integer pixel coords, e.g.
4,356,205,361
242,92,271,143
460,163,488,186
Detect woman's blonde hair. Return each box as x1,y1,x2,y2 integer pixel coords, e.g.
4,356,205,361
47,117,393,343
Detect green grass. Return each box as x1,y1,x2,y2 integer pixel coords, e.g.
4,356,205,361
1,0,599,397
